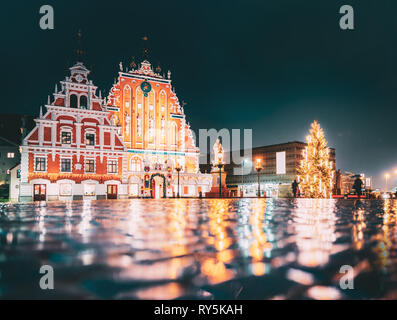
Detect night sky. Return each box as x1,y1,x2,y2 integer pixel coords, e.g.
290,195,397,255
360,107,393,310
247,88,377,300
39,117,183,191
1,0,396,188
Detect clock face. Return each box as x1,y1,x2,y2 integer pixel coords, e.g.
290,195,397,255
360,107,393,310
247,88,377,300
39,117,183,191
140,81,152,97
76,74,83,82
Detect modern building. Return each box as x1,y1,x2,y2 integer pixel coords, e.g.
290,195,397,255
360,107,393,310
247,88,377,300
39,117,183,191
18,61,127,202
106,59,212,198
201,141,336,198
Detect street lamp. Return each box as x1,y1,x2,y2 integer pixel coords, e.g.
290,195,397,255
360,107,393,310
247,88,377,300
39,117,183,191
385,173,390,193
217,162,224,198
241,158,249,197
175,163,182,198
255,158,263,198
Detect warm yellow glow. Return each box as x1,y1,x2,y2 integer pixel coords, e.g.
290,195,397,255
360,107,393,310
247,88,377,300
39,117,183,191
385,173,390,179
297,120,334,198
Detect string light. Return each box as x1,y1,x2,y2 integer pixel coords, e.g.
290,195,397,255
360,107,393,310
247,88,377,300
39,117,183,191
297,120,334,198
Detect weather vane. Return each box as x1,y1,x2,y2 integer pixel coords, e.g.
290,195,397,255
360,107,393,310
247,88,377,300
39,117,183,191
156,62,161,73
142,35,149,60
130,56,136,69
76,29,83,61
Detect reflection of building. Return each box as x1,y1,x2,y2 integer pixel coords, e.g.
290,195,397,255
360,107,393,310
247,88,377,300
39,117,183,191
18,61,126,202
106,59,211,198
202,141,336,198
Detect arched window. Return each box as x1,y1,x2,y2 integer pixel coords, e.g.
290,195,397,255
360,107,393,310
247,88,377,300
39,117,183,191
124,85,131,108
160,91,167,110
70,94,78,108
80,95,88,109
130,158,142,172
170,122,177,146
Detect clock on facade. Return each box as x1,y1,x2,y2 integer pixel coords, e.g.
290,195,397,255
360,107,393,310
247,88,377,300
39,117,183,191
140,80,152,97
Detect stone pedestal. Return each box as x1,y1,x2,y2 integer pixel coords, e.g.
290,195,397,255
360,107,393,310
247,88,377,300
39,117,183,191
205,166,230,198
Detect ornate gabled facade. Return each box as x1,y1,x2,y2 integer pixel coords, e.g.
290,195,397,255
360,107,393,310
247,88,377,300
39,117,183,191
19,62,127,201
106,59,211,197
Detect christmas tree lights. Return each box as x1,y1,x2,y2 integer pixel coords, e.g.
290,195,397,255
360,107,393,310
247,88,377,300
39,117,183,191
297,120,334,198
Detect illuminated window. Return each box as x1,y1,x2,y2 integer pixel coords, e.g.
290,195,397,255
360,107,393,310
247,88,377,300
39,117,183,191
85,159,95,173
107,160,118,174
131,158,142,172
35,157,46,171
136,114,141,137
170,122,177,146
160,91,167,111
7,152,15,158
84,184,96,196
124,86,131,108
85,133,95,145
61,159,72,172
61,131,71,144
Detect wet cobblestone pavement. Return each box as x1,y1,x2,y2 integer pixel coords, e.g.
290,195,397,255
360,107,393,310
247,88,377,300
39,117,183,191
1,198,397,299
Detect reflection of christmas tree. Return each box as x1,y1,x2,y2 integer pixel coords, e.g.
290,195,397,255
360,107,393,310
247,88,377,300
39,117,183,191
297,120,334,198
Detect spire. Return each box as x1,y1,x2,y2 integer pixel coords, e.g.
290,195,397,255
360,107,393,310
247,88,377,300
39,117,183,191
76,29,83,62
130,56,136,69
142,35,149,60
155,62,161,73
21,116,27,142
40,106,43,119
47,95,50,105
55,83,58,93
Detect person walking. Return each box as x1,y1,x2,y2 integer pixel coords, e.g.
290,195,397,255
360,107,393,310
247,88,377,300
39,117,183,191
352,176,363,198
292,180,299,198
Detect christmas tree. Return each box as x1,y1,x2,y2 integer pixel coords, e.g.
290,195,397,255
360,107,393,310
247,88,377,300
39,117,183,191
297,120,334,198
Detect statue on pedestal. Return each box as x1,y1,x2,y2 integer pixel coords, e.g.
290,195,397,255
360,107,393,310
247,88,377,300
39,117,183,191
205,138,230,197
212,138,224,166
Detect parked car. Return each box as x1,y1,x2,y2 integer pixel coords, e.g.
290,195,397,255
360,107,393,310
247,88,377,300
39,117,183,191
379,192,396,199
